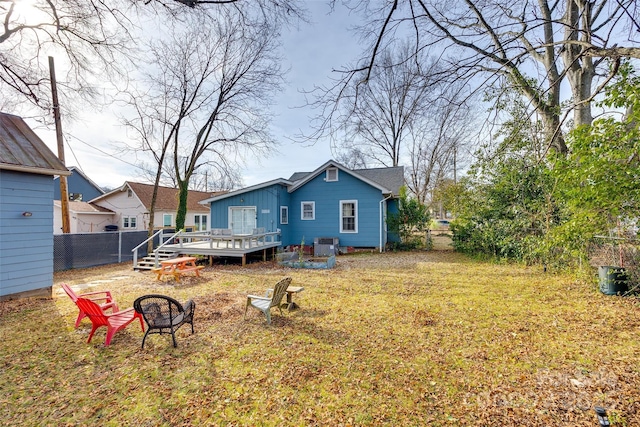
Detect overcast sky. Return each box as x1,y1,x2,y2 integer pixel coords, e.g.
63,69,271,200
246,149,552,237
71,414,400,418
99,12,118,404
38,2,364,191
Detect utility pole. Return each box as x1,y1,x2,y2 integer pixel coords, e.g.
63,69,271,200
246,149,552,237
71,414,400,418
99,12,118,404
49,56,70,233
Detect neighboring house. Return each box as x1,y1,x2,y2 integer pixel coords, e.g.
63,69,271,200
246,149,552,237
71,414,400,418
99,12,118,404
53,201,115,234
200,160,404,251
0,112,71,300
52,166,108,232
53,165,105,201
90,181,225,232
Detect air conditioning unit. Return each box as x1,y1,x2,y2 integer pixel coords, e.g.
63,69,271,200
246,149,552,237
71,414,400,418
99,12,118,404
314,237,339,257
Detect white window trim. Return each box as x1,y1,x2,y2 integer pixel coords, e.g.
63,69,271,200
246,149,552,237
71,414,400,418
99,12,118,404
326,167,338,182
194,214,208,231
228,206,257,235
163,213,173,227
340,200,358,233
123,216,137,229
301,201,315,220
280,206,289,224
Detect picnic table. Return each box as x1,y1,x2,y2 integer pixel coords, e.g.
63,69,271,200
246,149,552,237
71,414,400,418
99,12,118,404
153,257,204,282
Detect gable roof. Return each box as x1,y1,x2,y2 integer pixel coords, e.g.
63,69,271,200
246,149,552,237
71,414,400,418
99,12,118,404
199,178,293,204
287,160,404,196
202,160,405,205
353,166,405,196
56,166,105,194
91,181,225,212
0,112,70,176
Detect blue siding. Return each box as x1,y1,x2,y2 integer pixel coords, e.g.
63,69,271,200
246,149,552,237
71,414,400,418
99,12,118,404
287,172,384,247
0,170,54,297
207,170,398,250
53,170,103,201
209,184,290,234
386,198,401,243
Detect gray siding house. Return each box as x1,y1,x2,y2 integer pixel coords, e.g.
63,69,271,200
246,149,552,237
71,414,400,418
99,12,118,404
0,113,70,300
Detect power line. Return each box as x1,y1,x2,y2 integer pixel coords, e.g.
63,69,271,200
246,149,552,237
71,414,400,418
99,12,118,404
65,133,146,170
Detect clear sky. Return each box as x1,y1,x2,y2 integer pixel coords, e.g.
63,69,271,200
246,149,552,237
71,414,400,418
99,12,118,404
39,2,363,191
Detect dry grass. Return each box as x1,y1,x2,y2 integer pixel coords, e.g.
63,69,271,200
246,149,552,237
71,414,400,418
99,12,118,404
1,251,639,426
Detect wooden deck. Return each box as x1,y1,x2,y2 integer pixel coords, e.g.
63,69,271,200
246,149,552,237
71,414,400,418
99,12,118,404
160,230,282,266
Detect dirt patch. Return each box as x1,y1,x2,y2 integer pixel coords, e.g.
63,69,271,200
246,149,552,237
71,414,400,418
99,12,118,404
194,292,245,325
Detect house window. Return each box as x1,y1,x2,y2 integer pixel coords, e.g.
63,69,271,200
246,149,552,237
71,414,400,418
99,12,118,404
194,214,207,231
301,201,315,220
326,168,338,182
163,214,172,227
123,216,137,229
340,200,358,233
280,206,289,224
69,193,82,201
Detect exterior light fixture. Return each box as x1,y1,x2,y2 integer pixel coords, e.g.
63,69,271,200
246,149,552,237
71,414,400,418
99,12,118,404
22,212,33,217
595,407,610,426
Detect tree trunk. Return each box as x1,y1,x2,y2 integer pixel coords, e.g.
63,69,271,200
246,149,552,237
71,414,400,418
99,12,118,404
175,179,189,231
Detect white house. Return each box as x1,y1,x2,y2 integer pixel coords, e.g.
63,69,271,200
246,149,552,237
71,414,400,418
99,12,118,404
53,201,115,234
90,181,226,232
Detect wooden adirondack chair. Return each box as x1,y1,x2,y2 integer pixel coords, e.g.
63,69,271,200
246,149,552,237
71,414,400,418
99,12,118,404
133,295,196,348
244,277,292,324
75,297,144,346
61,283,119,328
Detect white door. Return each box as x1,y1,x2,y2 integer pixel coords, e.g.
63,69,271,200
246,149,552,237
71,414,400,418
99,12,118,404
229,207,256,235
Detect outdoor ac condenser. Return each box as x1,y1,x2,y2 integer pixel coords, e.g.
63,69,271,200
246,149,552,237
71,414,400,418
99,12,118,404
313,237,339,257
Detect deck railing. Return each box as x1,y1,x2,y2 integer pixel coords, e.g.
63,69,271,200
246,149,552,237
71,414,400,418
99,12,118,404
132,229,182,268
166,229,281,251
133,229,282,268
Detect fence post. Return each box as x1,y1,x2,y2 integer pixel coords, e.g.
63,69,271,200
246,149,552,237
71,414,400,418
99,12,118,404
118,231,122,263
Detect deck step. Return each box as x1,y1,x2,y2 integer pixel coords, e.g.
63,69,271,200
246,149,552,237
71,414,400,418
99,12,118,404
134,250,179,270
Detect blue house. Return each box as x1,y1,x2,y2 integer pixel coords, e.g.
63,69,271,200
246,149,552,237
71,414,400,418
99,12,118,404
0,112,70,300
201,160,404,252
53,166,104,201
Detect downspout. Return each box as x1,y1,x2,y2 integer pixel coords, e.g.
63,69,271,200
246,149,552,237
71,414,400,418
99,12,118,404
379,195,393,253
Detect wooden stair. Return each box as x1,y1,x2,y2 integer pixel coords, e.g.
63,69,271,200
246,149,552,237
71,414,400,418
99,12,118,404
134,249,179,270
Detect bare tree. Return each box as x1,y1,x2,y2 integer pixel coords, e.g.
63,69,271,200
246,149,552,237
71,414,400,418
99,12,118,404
0,0,136,119
331,44,436,167
308,38,474,204
406,86,475,204
122,10,285,232
0,0,304,121
339,0,640,155
307,43,434,168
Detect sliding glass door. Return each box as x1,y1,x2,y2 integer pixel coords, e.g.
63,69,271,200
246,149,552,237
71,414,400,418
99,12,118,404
229,207,256,235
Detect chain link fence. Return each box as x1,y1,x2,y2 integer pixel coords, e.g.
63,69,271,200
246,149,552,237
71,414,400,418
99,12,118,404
54,231,154,271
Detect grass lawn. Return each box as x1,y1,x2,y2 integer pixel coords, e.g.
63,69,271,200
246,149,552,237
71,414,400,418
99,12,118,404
1,251,638,426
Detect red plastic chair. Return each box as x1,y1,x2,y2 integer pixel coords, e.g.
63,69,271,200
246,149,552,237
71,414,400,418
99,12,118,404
61,283,119,328
75,297,144,346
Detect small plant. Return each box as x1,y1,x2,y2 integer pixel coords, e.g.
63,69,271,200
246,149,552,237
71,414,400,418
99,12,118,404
387,186,430,249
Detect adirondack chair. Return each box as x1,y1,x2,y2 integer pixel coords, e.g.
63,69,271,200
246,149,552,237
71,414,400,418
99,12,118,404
75,297,144,346
61,283,119,328
244,277,292,324
133,295,196,349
